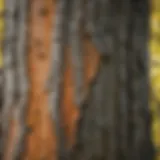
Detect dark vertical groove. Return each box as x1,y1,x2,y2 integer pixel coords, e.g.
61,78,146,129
116,1,131,159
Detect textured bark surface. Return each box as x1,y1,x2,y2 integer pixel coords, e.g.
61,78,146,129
19,0,99,159
0,0,155,160
71,0,155,160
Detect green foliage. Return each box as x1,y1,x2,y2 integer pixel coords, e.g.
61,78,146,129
150,0,160,159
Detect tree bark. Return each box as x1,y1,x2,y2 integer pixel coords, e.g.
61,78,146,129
0,0,155,160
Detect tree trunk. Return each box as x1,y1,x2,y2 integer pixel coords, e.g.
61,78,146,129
0,0,155,160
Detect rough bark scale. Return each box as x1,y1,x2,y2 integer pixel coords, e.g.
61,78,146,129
0,0,155,160
72,0,155,160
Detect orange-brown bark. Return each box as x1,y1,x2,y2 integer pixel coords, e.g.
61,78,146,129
6,0,100,159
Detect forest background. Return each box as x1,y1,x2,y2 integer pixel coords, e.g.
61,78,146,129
0,0,160,159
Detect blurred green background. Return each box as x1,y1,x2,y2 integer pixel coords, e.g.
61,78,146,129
150,0,160,159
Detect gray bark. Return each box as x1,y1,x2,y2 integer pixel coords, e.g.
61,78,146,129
71,0,155,160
